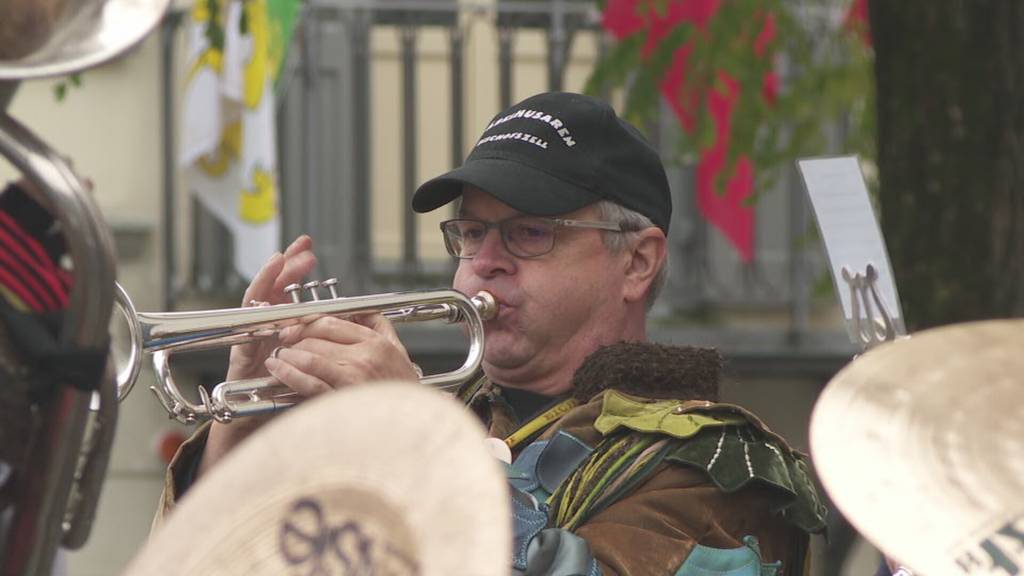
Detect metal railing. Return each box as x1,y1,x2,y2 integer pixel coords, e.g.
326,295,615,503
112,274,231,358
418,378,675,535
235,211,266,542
160,0,849,351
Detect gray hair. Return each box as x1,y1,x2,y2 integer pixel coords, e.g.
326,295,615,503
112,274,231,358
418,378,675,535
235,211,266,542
595,200,669,310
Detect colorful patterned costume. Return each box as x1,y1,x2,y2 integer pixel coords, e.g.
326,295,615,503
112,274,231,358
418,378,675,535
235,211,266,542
158,342,826,575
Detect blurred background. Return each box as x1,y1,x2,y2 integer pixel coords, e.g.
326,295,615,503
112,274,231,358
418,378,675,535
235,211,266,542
2,0,1021,574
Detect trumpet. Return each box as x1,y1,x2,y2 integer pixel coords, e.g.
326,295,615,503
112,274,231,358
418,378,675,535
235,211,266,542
114,281,497,424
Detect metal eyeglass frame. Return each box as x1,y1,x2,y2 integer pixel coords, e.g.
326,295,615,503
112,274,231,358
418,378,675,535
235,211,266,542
439,216,628,259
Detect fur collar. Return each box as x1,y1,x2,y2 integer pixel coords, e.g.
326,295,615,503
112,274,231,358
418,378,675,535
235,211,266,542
571,341,722,404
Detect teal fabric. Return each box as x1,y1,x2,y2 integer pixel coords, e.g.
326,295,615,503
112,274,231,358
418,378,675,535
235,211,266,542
536,431,594,495
521,528,601,576
674,536,781,576
508,440,548,497
508,432,594,504
511,487,550,571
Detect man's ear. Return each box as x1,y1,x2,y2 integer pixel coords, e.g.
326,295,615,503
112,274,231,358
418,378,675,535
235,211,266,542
622,228,667,304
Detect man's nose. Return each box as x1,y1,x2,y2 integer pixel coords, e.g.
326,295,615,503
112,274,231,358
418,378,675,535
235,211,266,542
470,227,516,277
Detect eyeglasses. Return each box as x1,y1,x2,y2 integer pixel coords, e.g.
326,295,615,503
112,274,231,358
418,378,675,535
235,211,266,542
439,216,628,259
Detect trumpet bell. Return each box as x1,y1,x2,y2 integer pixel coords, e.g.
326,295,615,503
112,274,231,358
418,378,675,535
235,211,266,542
0,0,170,80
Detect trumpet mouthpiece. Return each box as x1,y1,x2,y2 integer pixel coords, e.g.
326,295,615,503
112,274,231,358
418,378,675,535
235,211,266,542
472,291,498,321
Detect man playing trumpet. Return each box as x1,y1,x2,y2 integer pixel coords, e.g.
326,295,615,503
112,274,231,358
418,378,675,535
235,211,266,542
160,92,825,575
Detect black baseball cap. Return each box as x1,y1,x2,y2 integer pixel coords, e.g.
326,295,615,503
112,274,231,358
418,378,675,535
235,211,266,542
412,92,672,233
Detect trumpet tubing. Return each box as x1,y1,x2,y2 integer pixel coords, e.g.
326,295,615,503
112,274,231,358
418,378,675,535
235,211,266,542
114,282,496,424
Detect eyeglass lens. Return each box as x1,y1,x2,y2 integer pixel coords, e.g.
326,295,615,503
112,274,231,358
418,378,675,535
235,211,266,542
443,218,556,258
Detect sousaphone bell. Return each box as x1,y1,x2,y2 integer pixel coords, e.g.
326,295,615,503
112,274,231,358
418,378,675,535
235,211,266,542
0,0,169,573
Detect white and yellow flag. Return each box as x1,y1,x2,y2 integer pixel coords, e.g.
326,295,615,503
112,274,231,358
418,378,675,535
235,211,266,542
180,0,297,279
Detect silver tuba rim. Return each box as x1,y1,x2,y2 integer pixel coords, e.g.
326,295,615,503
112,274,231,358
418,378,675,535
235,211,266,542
0,0,172,81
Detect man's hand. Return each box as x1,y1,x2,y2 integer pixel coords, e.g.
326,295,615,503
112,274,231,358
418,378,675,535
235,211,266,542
200,235,418,476
224,235,318,383
201,235,318,474
264,310,419,395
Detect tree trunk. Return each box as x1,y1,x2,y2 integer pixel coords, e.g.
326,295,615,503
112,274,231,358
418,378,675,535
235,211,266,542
869,0,1024,329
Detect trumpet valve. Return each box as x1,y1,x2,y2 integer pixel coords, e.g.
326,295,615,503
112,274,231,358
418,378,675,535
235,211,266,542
322,278,340,299
303,280,322,301
284,283,303,303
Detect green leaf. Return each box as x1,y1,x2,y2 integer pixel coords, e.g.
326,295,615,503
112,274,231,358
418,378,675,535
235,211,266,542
239,1,249,35
584,35,644,96
588,1,875,204
204,0,225,51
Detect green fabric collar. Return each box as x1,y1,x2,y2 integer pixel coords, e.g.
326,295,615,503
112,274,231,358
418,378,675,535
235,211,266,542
594,390,827,535
595,390,748,438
